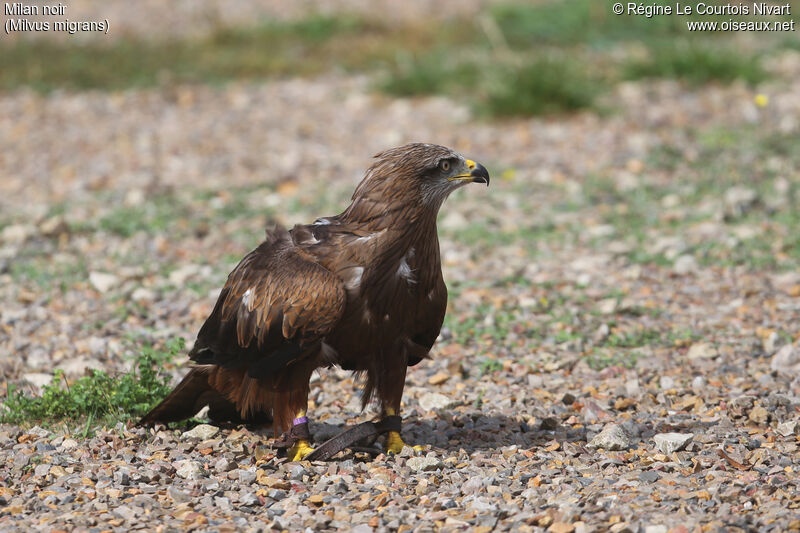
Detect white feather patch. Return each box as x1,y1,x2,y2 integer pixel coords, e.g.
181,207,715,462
397,250,416,284
242,287,255,309
343,266,364,291
355,229,386,244
298,234,319,245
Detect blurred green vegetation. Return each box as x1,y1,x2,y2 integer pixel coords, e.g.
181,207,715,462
0,1,794,116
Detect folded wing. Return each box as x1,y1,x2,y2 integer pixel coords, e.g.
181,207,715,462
190,228,346,379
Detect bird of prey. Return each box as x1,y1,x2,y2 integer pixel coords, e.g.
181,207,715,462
140,143,490,460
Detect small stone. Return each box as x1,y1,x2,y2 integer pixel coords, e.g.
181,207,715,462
643,526,668,533
284,464,307,481
418,392,451,411
257,471,290,488
639,470,660,483
131,287,155,302
406,456,443,472
89,271,119,293
762,331,783,355
653,433,693,454
34,464,50,477
659,376,675,389
673,254,698,275
549,523,575,533
168,486,192,503
239,492,259,506
238,468,257,485
593,323,610,343
748,406,769,425
114,505,137,522
59,357,104,377
598,298,618,315
427,372,449,385
777,420,799,437
307,494,324,506
169,264,202,285
38,216,69,237
588,424,633,451
214,457,234,473
1,224,34,244
214,496,231,510
691,376,705,391
625,378,641,397
114,469,130,486
267,489,287,500
175,460,205,480
22,373,52,391
461,476,483,495
181,424,219,440
724,186,758,216
687,342,718,360
771,344,800,374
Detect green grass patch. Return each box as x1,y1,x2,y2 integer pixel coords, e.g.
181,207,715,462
601,327,662,348
624,43,767,85
585,348,645,370
480,58,599,117
0,338,183,428
0,15,366,92
2,2,792,118
10,253,88,293
490,0,684,48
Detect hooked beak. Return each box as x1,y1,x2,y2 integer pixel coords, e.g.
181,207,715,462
447,159,491,187
469,162,490,186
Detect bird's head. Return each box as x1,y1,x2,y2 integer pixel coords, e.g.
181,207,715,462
351,143,490,214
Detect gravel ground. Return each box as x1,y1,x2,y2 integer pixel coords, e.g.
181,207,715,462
2,7,800,531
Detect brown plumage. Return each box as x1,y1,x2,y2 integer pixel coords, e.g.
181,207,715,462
140,143,489,454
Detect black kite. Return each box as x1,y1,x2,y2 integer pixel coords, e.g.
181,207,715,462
140,143,490,460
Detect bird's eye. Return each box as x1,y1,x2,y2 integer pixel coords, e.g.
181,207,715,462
439,160,450,172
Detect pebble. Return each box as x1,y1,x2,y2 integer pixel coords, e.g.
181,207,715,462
168,486,192,503
406,456,443,472
673,255,698,275
748,406,769,425
175,460,205,480
588,424,633,451
181,424,220,440
687,342,718,360
1,224,34,244
238,468,257,485
88,271,119,293
653,433,693,454
418,392,452,411
777,421,799,437
771,344,800,374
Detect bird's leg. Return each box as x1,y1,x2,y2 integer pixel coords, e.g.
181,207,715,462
286,409,314,461
383,407,423,454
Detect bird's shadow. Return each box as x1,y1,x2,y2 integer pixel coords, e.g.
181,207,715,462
230,413,590,456
401,414,589,455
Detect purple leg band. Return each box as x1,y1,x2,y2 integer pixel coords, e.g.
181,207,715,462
293,416,308,426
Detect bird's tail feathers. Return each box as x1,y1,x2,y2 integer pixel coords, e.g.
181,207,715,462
139,367,215,426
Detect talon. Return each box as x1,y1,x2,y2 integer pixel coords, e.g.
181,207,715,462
386,431,421,454
287,439,314,461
